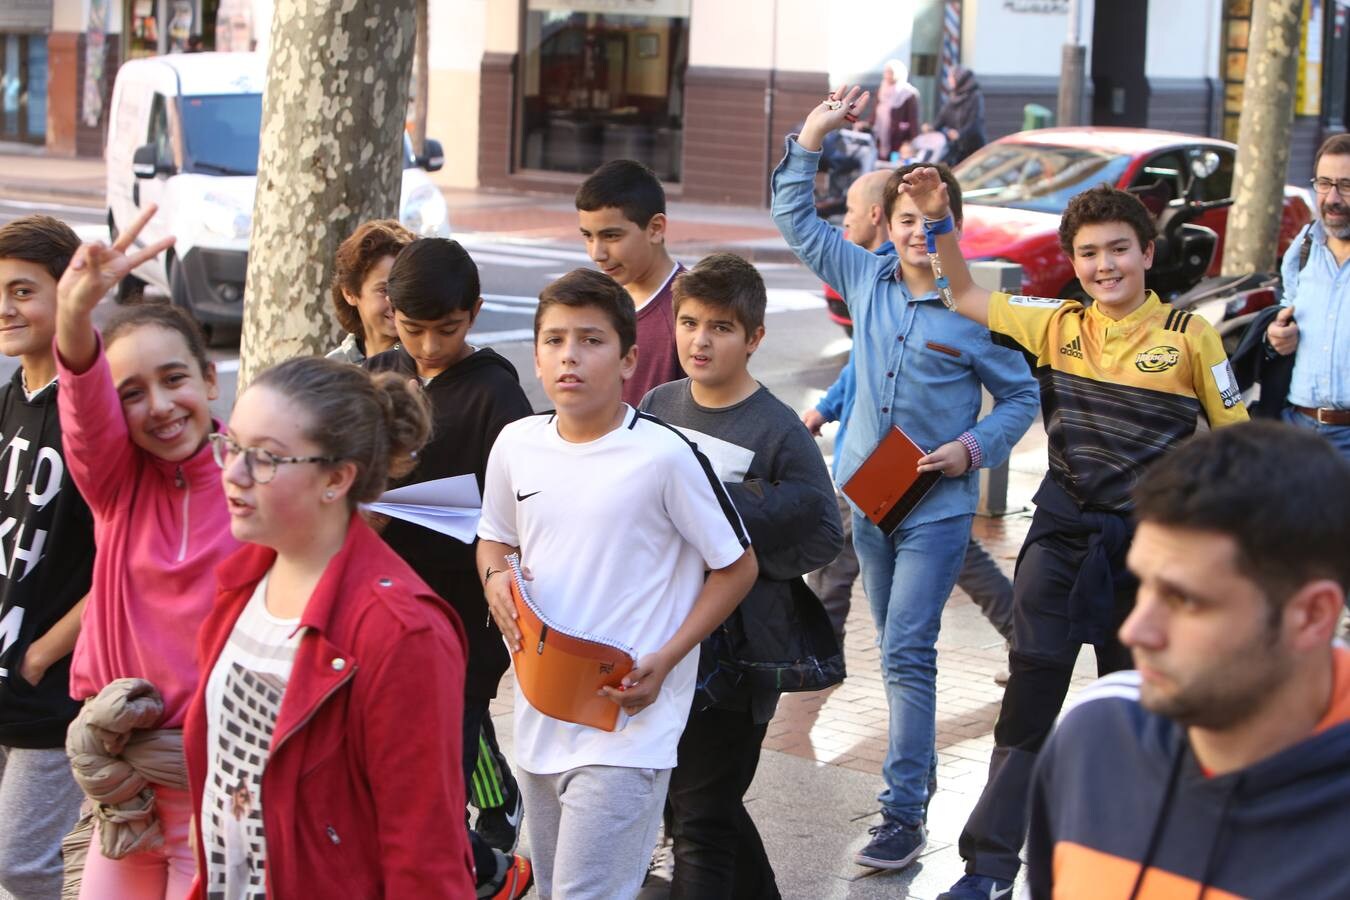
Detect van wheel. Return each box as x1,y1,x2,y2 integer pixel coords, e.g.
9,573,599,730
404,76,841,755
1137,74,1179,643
109,215,147,303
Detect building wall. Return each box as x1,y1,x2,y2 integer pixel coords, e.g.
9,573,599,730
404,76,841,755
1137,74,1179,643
426,0,484,189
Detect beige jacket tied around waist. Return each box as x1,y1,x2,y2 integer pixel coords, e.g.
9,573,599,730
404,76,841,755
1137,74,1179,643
63,678,188,887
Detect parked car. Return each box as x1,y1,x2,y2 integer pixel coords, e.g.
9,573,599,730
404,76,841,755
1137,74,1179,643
823,127,1311,333
106,52,450,336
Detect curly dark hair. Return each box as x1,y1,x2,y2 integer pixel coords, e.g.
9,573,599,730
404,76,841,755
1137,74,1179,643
330,219,415,335
1057,184,1157,257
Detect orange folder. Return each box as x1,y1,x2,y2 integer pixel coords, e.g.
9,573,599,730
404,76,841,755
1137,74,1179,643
842,426,941,535
505,554,635,732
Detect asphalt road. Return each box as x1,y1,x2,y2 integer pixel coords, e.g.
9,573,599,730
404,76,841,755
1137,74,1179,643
0,198,851,446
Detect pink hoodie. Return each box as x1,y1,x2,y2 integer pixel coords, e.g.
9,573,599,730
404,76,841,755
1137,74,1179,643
57,334,240,729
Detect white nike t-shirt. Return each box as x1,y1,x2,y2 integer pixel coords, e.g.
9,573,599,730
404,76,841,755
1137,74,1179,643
477,406,749,773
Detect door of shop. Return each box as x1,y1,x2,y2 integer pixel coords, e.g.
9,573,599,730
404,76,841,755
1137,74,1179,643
1091,0,1149,127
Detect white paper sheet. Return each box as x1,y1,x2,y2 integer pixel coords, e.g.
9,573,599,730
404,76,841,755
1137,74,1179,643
361,475,482,543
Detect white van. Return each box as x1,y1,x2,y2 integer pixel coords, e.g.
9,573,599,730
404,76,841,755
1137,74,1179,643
106,52,450,333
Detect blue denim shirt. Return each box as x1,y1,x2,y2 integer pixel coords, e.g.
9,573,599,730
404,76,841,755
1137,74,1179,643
1281,221,1350,408
772,137,1040,527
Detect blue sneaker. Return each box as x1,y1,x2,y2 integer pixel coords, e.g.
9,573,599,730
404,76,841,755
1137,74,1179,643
937,873,1015,900
854,816,926,869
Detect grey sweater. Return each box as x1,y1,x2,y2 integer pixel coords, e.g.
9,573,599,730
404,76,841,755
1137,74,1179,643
641,379,843,721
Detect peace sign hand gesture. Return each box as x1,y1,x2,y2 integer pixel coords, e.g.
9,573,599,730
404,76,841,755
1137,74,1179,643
58,203,176,318
798,85,871,152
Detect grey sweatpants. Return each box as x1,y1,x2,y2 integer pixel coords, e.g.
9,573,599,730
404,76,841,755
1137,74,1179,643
0,745,83,900
518,764,671,900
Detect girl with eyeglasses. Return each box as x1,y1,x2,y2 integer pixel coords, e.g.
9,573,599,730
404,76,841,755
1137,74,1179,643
183,356,476,898
53,206,241,898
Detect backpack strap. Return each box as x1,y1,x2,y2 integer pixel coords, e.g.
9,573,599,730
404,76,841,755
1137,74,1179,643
1298,228,1314,272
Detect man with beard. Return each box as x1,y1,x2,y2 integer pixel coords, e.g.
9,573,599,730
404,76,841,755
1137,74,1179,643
1023,421,1350,898
1267,134,1350,458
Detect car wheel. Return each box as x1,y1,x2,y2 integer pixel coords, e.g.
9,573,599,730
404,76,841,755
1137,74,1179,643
108,214,147,304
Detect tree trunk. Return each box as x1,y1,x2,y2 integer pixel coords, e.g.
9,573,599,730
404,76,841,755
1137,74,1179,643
1220,0,1302,276
239,0,416,387
412,0,428,153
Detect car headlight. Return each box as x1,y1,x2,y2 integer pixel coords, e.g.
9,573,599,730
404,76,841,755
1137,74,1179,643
402,184,449,237
201,193,252,240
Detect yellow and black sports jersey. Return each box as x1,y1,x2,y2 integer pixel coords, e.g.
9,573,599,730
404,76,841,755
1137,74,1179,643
989,291,1248,512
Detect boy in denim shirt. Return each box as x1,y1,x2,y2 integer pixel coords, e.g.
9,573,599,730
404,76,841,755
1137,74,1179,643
771,89,1039,869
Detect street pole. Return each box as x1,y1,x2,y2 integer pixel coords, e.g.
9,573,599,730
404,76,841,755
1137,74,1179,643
1057,0,1086,127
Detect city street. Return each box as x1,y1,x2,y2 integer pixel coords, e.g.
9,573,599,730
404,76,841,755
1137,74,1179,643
0,196,845,424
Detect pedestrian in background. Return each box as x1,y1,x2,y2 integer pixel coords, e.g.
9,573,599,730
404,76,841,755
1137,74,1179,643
1266,133,1350,458
931,66,986,166
326,219,413,365
873,60,920,161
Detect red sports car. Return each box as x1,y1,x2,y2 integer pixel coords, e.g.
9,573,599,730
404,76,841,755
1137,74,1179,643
824,127,1312,332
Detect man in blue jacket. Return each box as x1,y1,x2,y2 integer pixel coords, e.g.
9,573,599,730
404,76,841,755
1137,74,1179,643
773,90,1039,870
1026,421,1350,898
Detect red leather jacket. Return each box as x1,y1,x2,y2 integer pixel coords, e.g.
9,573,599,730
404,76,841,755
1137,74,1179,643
185,514,475,898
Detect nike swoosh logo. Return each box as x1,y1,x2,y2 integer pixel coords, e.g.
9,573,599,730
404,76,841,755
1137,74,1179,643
515,490,541,501
989,886,1012,900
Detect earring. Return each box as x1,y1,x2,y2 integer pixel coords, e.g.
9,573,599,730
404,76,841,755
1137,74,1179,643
324,490,335,501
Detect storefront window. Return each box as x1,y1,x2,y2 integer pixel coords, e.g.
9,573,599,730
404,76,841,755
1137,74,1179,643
519,0,689,182
0,33,46,144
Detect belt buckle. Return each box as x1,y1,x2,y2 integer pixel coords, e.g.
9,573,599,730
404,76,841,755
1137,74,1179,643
1318,408,1332,424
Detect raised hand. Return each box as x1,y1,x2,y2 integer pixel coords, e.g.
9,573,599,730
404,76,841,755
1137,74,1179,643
58,204,175,317
799,85,872,152
899,166,953,221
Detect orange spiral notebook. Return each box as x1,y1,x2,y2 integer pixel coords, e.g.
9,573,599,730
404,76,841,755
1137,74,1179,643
504,554,636,732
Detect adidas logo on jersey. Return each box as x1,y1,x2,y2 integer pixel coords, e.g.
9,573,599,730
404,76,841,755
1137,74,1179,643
1059,336,1084,359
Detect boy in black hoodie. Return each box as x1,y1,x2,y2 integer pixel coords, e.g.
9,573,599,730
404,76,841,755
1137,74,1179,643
0,216,95,898
366,238,535,896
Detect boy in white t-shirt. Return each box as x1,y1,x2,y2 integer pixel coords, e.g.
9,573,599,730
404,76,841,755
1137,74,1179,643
477,268,758,899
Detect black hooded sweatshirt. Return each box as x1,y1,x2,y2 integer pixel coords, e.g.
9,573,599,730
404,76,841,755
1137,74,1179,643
366,345,533,700
0,371,95,748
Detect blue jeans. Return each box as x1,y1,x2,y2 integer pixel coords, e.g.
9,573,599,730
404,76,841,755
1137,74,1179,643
1283,406,1350,459
852,511,972,826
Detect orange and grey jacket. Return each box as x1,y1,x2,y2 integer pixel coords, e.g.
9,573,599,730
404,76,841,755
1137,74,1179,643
1026,648,1350,899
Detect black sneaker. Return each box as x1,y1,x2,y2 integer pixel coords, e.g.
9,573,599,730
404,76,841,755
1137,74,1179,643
475,790,523,853
854,816,926,869
936,873,1014,900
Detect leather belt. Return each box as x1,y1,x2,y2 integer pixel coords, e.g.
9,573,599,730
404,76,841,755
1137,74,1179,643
1293,405,1350,426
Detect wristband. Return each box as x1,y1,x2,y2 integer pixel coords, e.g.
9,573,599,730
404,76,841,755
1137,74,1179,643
922,215,959,312
483,566,503,585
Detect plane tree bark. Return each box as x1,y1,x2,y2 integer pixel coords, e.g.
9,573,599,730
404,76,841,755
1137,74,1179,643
1221,0,1302,276
240,0,416,386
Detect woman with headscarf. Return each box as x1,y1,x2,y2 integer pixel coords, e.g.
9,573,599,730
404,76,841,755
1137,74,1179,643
872,60,921,160
933,65,987,166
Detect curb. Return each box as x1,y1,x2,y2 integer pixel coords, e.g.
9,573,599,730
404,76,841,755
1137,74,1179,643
0,181,104,206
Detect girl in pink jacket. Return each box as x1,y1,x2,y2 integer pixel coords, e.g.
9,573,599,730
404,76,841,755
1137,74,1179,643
55,207,240,899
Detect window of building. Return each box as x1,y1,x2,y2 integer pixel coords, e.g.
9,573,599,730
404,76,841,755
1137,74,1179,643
0,33,46,144
518,0,690,182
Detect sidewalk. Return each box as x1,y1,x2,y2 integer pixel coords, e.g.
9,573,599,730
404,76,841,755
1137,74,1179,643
0,148,796,261
488,424,1102,900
